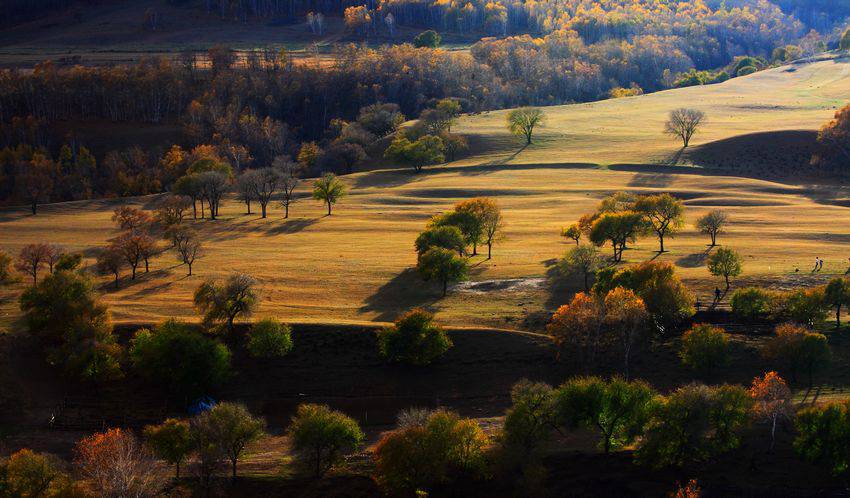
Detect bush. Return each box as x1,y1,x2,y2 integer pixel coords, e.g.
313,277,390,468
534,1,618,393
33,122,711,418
784,288,829,326
130,319,232,402
730,287,774,321
636,383,751,468
679,324,730,379
377,309,452,365
373,409,488,495
414,30,441,48
288,404,364,478
246,318,293,358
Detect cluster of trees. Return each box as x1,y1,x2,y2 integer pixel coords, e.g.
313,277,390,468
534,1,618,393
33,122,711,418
384,98,468,171
812,101,850,173
731,276,850,328
414,197,504,295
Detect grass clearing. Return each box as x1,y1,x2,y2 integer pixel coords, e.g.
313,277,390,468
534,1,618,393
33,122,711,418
1,56,849,330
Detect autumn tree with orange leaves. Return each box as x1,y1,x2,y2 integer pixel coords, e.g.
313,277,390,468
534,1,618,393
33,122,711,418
750,371,793,451
74,428,165,498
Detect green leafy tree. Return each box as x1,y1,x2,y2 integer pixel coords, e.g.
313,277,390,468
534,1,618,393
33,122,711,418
785,287,829,326
556,376,656,454
730,287,774,321
384,135,445,173
589,211,646,262
636,384,752,468
559,244,605,292
191,403,265,479
0,449,65,498
502,380,557,460
378,308,452,365
415,226,466,257
413,30,441,48
417,247,468,296
696,210,728,246
707,247,742,290
19,270,121,384
287,404,365,478
506,107,544,145
824,277,850,328
193,273,258,334
312,173,347,215
634,193,684,253
429,209,481,254
373,409,487,495
130,319,232,402
246,318,293,358
679,324,729,379
561,224,582,245
794,400,850,475
144,419,192,479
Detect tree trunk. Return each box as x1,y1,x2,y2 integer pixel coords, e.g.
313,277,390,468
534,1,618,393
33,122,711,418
131,265,137,279
710,232,716,246
188,262,193,276
261,203,267,218
472,241,477,256
487,242,492,260
725,275,730,290
659,234,665,253
176,461,181,479
284,204,289,219
144,258,149,273
192,199,197,219
231,459,237,479
327,202,332,216
245,200,252,214
31,201,37,215
442,278,448,297
837,304,842,328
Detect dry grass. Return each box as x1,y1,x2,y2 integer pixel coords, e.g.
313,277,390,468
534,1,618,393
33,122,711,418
1,56,850,331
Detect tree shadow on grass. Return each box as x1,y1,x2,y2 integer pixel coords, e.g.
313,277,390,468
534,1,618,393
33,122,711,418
677,246,714,268
264,217,321,235
359,268,441,322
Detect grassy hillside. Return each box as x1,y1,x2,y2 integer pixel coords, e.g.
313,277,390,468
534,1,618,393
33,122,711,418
1,55,849,330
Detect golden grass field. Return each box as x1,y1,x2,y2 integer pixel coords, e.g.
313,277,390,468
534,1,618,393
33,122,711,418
1,55,850,331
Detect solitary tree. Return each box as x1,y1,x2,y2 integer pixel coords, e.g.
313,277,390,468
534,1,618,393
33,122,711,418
696,210,728,246
15,243,54,285
193,273,258,334
173,228,202,276
144,418,192,479
634,193,684,253
824,277,850,328
707,247,742,291
191,403,265,479
562,224,582,245
749,372,792,451
312,173,347,215
665,108,706,147
417,247,468,296
558,244,605,292
502,380,557,460
507,107,545,145
288,403,365,478
275,156,302,219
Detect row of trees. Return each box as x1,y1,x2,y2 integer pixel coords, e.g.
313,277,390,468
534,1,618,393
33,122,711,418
731,276,850,329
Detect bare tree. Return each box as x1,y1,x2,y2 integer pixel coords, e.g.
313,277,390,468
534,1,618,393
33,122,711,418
114,232,155,279
275,156,302,219
198,171,229,220
173,228,202,276
97,247,124,287
112,206,151,231
236,170,258,215
254,167,282,218
664,108,706,147
15,243,54,285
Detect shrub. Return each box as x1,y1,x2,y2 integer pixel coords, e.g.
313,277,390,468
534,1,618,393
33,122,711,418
636,384,751,468
377,309,452,366
679,324,730,379
414,30,441,48
288,404,364,478
130,319,232,402
246,318,293,358
784,288,829,326
730,287,774,321
373,409,487,494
